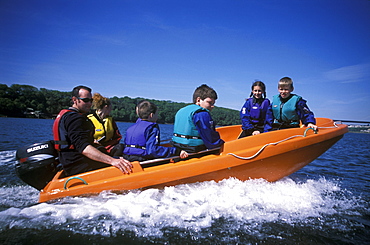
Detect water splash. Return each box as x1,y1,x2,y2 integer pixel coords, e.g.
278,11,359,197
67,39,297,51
0,177,366,238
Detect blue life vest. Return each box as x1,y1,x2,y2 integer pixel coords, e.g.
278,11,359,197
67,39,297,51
272,94,301,125
248,98,270,125
123,119,157,157
172,104,207,146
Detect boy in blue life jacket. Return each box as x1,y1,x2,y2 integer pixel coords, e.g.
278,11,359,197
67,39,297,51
171,84,225,153
123,100,188,161
239,81,270,138
264,77,318,132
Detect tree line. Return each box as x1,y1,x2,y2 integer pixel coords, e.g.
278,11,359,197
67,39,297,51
0,84,241,126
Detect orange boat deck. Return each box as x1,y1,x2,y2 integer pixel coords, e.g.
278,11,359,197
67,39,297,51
39,118,348,203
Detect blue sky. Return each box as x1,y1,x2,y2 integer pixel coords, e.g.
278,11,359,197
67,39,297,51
1,0,370,121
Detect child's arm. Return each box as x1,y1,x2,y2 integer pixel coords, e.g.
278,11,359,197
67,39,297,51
263,104,274,132
240,100,253,130
145,125,182,158
193,111,224,149
296,99,317,130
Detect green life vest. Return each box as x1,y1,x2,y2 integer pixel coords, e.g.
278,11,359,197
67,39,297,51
172,104,208,146
272,94,301,125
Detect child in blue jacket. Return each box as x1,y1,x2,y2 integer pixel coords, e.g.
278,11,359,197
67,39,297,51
123,100,188,161
264,77,317,132
171,84,224,153
239,81,270,138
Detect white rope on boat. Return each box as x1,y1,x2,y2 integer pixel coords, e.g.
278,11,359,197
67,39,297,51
227,134,307,160
317,121,339,129
228,121,341,160
227,123,334,160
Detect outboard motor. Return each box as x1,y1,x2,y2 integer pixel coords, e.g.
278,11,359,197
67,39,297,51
15,141,59,190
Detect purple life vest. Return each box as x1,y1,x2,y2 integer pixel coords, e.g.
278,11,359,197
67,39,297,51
249,98,270,125
123,119,157,157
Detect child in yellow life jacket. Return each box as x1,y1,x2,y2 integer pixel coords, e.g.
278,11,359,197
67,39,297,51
88,93,124,156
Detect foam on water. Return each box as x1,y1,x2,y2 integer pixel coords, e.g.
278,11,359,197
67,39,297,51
0,176,365,238
0,151,15,165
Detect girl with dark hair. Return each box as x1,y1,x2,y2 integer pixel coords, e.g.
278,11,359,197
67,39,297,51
239,81,270,138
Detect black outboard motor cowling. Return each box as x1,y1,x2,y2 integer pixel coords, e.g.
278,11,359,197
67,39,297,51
15,141,59,190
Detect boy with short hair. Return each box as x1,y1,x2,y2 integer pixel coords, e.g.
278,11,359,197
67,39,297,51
171,84,225,153
123,100,188,161
264,77,317,132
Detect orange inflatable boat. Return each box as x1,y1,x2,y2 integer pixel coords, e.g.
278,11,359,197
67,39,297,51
16,118,348,203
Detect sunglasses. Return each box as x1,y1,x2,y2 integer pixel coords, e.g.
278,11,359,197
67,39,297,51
77,97,94,103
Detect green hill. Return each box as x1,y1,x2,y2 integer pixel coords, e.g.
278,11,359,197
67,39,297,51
0,84,240,126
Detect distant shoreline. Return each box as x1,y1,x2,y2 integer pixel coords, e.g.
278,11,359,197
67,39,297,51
347,125,370,134
348,129,370,134
2,116,369,134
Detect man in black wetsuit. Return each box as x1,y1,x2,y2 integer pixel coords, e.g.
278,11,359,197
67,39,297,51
53,85,132,176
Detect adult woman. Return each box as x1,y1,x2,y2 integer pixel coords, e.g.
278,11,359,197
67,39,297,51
87,93,124,156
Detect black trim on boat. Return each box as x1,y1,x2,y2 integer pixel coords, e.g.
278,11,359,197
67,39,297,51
139,147,221,168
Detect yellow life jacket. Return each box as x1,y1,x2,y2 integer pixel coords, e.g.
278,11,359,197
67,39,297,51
87,114,115,142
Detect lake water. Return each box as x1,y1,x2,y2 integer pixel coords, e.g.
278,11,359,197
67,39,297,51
0,117,369,244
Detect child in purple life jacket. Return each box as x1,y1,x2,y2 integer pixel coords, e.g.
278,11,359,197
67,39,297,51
123,100,188,162
239,81,270,138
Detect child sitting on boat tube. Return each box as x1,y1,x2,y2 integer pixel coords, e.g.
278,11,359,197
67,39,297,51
264,77,318,132
239,81,270,138
171,84,225,153
122,100,188,161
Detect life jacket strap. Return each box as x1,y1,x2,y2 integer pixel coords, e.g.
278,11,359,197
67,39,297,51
54,140,68,145
125,144,146,150
53,140,75,150
173,133,202,140
273,119,300,125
